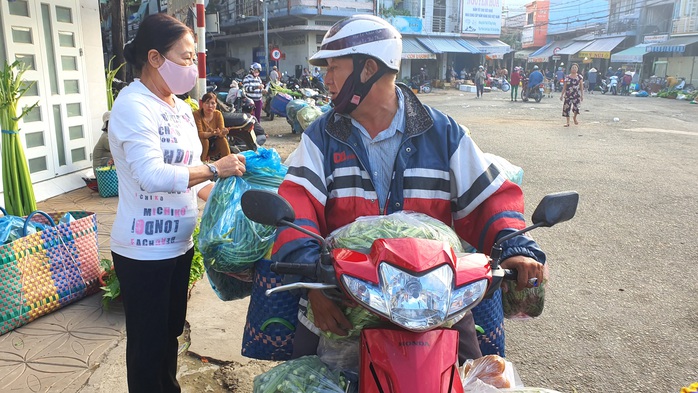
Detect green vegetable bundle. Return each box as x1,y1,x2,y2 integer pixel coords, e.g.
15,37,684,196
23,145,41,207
327,211,465,253
198,148,287,274
253,355,347,393
501,278,546,319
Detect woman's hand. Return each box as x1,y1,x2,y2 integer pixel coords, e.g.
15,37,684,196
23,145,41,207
220,128,229,136
214,153,246,178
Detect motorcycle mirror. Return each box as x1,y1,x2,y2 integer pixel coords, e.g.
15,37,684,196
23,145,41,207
531,191,579,227
241,189,295,226
241,189,330,255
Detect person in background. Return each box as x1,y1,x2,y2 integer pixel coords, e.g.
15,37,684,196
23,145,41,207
475,65,486,98
528,65,544,94
243,63,264,123
605,66,614,79
269,65,280,84
93,111,113,171
560,63,584,127
510,66,521,102
108,13,246,393
273,14,546,365
194,92,230,162
587,67,598,94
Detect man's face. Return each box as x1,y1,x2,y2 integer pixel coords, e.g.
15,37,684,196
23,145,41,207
325,57,354,101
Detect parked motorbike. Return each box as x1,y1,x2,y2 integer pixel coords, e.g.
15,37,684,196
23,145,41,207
410,75,432,94
241,189,579,392
603,76,619,95
223,98,266,152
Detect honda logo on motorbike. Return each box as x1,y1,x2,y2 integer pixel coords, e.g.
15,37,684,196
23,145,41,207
399,341,430,347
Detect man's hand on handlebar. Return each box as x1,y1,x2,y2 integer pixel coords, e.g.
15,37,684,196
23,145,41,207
308,289,353,337
500,255,544,291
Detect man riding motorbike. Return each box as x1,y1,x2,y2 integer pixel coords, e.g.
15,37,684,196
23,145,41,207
528,65,544,95
271,14,546,364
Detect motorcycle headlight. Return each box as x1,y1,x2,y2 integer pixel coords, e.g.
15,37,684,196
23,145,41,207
341,263,488,331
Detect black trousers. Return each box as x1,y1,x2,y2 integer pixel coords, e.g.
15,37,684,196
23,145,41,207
112,248,193,393
291,310,482,365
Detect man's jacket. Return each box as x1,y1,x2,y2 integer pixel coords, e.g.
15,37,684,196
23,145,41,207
272,84,545,271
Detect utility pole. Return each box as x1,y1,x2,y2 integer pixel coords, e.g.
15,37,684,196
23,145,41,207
263,0,269,80
110,0,126,81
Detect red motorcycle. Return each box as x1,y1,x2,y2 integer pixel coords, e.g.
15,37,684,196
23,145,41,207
241,190,578,392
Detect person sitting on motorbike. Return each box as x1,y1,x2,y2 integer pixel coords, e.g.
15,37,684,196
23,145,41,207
555,67,565,89
271,14,546,363
606,67,614,79
312,66,324,83
226,81,242,106
241,97,267,146
528,65,544,93
194,92,230,162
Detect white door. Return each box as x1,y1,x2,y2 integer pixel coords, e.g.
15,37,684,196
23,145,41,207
0,0,90,186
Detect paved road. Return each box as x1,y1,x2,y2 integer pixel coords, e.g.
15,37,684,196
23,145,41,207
410,89,697,392
261,89,698,392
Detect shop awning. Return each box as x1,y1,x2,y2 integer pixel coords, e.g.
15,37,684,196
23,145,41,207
461,38,511,54
514,48,536,60
528,40,573,63
556,40,593,56
578,37,626,59
646,35,698,53
416,37,479,54
402,37,436,60
610,44,650,63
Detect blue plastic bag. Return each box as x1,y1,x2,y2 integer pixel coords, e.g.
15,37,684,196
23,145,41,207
0,214,48,244
199,147,288,274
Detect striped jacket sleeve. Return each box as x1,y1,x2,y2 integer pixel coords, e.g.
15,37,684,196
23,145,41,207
449,122,545,263
271,133,329,269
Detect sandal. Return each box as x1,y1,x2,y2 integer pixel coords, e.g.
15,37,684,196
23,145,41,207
563,124,570,127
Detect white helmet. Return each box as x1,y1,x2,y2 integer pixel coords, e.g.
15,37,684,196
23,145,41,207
309,15,402,71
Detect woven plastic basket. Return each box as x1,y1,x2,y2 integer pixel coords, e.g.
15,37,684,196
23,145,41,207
0,210,102,336
241,259,300,361
95,165,118,198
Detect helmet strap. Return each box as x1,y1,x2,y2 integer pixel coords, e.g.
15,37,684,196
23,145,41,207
332,57,388,115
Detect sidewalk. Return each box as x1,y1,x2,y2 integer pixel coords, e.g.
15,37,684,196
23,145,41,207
0,186,250,392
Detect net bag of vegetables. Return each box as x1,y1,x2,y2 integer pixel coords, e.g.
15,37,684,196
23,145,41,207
199,147,287,276
253,355,351,393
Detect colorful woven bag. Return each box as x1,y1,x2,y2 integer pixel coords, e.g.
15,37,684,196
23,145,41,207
0,210,102,336
95,165,118,198
241,259,300,361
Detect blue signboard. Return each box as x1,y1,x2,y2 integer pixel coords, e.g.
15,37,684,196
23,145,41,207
389,16,423,34
253,47,267,78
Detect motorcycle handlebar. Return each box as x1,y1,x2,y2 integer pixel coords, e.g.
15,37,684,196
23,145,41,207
271,262,317,279
503,269,518,281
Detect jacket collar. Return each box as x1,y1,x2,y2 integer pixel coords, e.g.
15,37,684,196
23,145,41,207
326,83,433,142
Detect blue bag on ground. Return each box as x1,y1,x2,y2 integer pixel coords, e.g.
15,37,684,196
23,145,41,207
199,147,287,276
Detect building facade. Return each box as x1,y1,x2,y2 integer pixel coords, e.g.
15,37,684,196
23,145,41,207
1,0,108,202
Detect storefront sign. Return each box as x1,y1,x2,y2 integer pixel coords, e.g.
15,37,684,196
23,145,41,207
486,53,504,60
402,53,437,60
643,34,669,44
462,0,502,35
578,51,611,59
389,16,423,34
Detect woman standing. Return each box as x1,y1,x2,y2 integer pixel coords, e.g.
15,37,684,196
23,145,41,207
109,13,246,393
560,63,584,127
194,92,230,161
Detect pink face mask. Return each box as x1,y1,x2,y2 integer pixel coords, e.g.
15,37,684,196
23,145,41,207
157,56,198,95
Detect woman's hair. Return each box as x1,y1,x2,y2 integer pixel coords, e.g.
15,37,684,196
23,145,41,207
123,13,193,71
199,92,217,116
